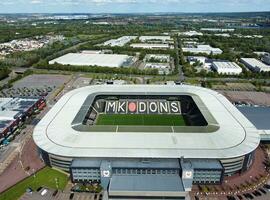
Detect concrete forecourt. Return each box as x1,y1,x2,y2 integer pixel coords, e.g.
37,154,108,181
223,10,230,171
33,85,260,199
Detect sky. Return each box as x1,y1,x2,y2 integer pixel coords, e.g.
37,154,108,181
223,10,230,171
0,0,270,13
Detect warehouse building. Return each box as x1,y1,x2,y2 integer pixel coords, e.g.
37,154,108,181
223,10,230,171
103,36,137,47
179,31,203,36
237,106,270,143
33,85,260,200
139,36,171,42
212,61,242,75
240,58,270,72
201,28,235,32
187,56,212,70
144,54,170,63
144,63,170,75
49,53,134,68
130,43,170,49
182,45,223,55
262,53,270,65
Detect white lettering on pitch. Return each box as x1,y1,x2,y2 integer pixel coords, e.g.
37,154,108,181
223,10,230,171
118,101,126,112
159,101,168,113
139,102,147,113
106,101,117,113
149,102,158,113
171,101,180,113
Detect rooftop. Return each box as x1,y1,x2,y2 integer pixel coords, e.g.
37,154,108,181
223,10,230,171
182,45,223,55
103,36,137,47
241,58,270,71
49,53,132,68
237,106,270,130
33,85,260,159
130,43,170,49
212,62,242,72
109,175,184,193
139,36,171,42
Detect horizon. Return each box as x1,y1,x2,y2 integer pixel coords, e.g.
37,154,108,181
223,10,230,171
0,0,270,14
1,11,270,15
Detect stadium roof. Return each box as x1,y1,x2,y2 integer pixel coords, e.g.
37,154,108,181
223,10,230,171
49,53,132,68
33,85,260,159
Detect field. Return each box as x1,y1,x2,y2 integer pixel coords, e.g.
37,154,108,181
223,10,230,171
0,167,68,200
96,114,186,126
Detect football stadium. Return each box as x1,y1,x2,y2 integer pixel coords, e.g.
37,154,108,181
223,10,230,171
33,85,260,199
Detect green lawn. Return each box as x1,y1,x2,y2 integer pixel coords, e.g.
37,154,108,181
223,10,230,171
0,167,68,200
96,114,186,126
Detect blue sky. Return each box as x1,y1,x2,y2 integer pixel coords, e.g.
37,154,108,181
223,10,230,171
0,0,270,13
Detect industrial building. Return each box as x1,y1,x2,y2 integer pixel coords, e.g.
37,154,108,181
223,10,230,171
49,53,134,68
33,85,260,200
200,28,235,32
143,54,171,75
262,53,270,65
182,45,223,55
240,58,270,72
187,56,212,69
179,31,203,36
212,61,243,75
0,97,45,144
144,54,170,63
130,43,170,49
144,63,170,75
237,106,270,142
139,36,171,42
103,36,137,47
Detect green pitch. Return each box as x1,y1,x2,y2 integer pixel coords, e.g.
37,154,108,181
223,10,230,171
96,114,186,126
0,167,68,200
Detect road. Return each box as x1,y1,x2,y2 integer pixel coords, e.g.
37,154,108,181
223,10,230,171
174,36,185,82
186,77,270,83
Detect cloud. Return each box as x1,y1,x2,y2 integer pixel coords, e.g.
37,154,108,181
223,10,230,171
30,0,42,4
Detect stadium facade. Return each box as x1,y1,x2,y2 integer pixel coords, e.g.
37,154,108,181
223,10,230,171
33,85,260,200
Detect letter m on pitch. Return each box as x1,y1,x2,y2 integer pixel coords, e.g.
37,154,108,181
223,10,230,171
105,101,117,114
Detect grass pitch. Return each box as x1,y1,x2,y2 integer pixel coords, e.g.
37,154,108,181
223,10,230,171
0,167,68,200
96,114,186,126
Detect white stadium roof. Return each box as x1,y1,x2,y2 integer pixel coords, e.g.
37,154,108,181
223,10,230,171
33,85,260,159
49,53,131,68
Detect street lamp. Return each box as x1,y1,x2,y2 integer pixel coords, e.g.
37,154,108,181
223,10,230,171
55,178,59,189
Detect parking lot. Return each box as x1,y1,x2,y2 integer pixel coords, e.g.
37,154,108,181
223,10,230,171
0,74,71,99
219,90,270,106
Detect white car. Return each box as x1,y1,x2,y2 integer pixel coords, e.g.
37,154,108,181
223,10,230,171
41,189,48,196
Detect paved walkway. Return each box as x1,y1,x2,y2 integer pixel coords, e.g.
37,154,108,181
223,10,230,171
0,138,44,193
190,146,269,199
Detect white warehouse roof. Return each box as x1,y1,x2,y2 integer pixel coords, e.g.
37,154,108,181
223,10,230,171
240,58,270,72
33,85,260,160
130,43,170,49
139,36,171,42
212,61,242,75
182,45,223,55
103,36,137,47
49,53,132,68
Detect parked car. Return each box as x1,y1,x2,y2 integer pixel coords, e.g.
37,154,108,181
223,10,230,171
259,188,267,194
69,193,74,200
